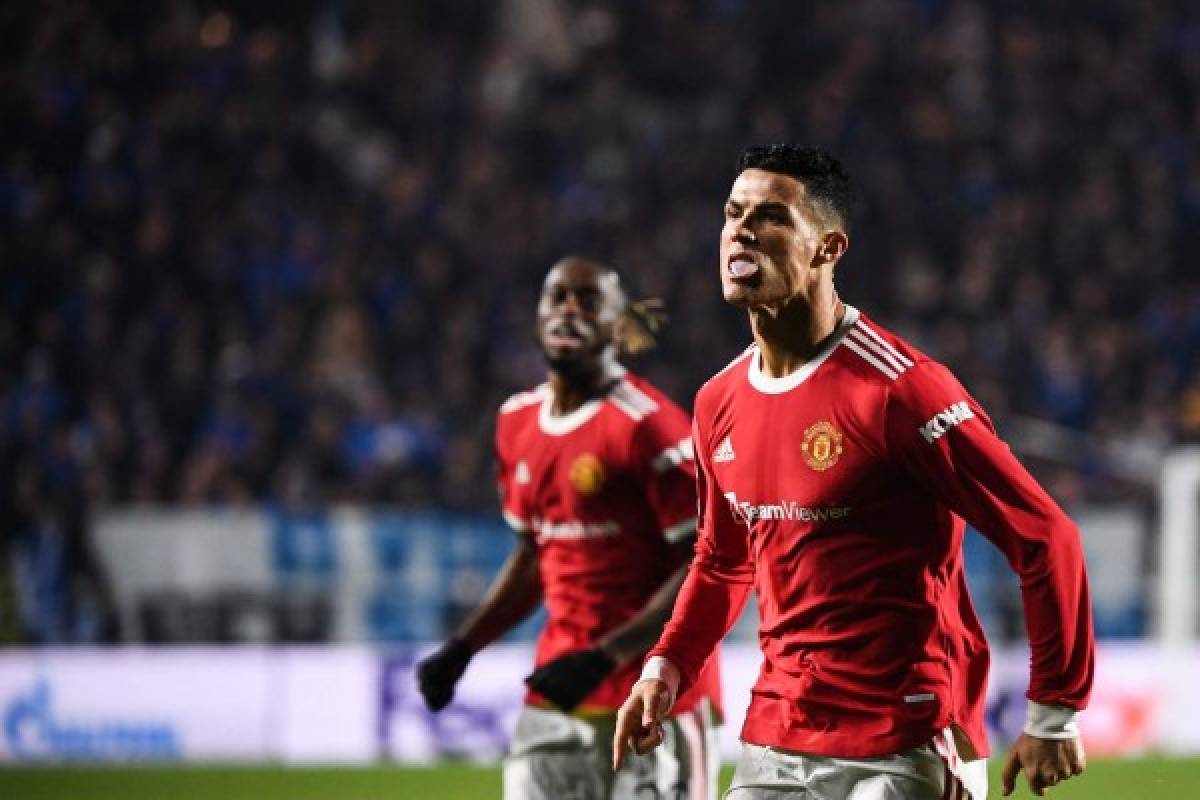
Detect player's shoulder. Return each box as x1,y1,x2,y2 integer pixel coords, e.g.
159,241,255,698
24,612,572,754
607,371,682,425
838,308,941,385
695,344,756,409
843,311,968,410
498,383,550,418
610,373,693,459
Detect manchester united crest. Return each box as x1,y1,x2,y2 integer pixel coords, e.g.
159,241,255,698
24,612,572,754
801,420,844,471
568,453,606,495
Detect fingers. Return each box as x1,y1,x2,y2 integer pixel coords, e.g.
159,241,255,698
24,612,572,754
416,670,452,711
1055,747,1073,781
612,696,643,770
1000,748,1020,796
1039,759,1069,794
633,722,664,754
1003,735,1088,797
613,682,672,770
1017,737,1088,796
612,705,660,767
1069,738,1087,774
642,688,667,727
415,642,473,713
1025,761,1045,796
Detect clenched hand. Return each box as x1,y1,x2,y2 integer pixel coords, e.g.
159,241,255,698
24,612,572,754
415,638,474,712
1001,733,1086,796
524,647,615,711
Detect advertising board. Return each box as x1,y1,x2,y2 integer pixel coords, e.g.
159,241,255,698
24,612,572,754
1,643,1191,763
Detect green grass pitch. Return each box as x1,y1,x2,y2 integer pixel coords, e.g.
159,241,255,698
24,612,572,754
1,758,1197,798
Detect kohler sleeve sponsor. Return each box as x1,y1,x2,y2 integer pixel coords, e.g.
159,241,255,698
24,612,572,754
918,401,975,444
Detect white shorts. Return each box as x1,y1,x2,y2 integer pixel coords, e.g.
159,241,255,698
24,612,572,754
725,728,988,800
503,702,720,800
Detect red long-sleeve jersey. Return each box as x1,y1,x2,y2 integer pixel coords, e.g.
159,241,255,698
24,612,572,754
649,306,1093,758
497,371,722,715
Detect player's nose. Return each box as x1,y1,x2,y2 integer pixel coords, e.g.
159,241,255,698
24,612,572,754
557,291,584,316
730,216,757,245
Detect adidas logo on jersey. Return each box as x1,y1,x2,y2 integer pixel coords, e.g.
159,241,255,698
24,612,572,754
713,436,736,463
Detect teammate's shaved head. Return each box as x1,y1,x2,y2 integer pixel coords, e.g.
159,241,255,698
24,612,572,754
543,256,626,315
537,255,625,380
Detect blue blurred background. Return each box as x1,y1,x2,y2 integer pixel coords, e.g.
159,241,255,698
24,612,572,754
0,0,1197,770
4,0,1195,649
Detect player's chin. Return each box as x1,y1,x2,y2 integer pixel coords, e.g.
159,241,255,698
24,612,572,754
543,348,594,375
722,281,766,308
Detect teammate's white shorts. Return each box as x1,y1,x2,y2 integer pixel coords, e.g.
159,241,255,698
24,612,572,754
724,728,988,800
503,701,720,800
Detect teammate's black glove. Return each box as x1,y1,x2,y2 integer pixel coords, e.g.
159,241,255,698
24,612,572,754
416,638,474,712
524,647,616,712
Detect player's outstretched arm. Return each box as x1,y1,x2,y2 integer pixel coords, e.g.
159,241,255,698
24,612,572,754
1001,733,1086,796
416,533,541,711
887,363,1094,723
612,678,673,769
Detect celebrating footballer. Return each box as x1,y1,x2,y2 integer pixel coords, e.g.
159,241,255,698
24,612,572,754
419,257,722,799
615,146,1094,800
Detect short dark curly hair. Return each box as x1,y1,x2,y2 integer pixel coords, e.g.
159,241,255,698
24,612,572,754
737,145,856,234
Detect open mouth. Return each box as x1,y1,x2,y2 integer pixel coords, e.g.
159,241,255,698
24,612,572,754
727,253,760,280
544,322,589,350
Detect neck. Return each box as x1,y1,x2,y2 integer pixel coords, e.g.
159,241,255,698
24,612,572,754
749,293,846,379
548,359,622,415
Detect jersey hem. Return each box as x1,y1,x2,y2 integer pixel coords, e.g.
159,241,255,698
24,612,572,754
739,721,943,760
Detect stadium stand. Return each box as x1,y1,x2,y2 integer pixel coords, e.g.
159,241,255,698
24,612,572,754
2,1,1198,643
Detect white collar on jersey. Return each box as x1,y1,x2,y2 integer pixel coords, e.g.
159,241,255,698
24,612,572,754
537,366,627,436
747,304,861,394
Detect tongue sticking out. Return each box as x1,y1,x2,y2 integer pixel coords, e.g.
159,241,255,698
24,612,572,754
729,257,759,279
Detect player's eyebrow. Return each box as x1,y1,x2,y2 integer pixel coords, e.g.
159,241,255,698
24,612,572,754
751,201,791,215
726,199,792,216
545,282,602,298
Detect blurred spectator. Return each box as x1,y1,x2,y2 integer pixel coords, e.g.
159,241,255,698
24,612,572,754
2,2,1198,641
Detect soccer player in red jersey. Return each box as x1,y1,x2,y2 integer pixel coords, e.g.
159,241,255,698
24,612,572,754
418,257,722,799
614,146,1094,799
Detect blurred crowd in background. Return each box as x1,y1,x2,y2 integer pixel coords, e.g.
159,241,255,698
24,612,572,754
2,0,1199,643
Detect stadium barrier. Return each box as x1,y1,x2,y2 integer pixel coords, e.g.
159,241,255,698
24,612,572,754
0,642,1192,763
89,507,1147,644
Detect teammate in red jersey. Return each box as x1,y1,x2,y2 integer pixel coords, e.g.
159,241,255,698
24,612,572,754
614,146,1094,799
418,256,722,799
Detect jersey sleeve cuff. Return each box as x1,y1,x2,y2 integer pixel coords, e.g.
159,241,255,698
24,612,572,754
651,437,694,473
502,509,530,533
638,656,681,706
1023,701,1080,739
662,518,698,543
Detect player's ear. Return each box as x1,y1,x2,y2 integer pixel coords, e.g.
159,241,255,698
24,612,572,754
815,231,848,267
